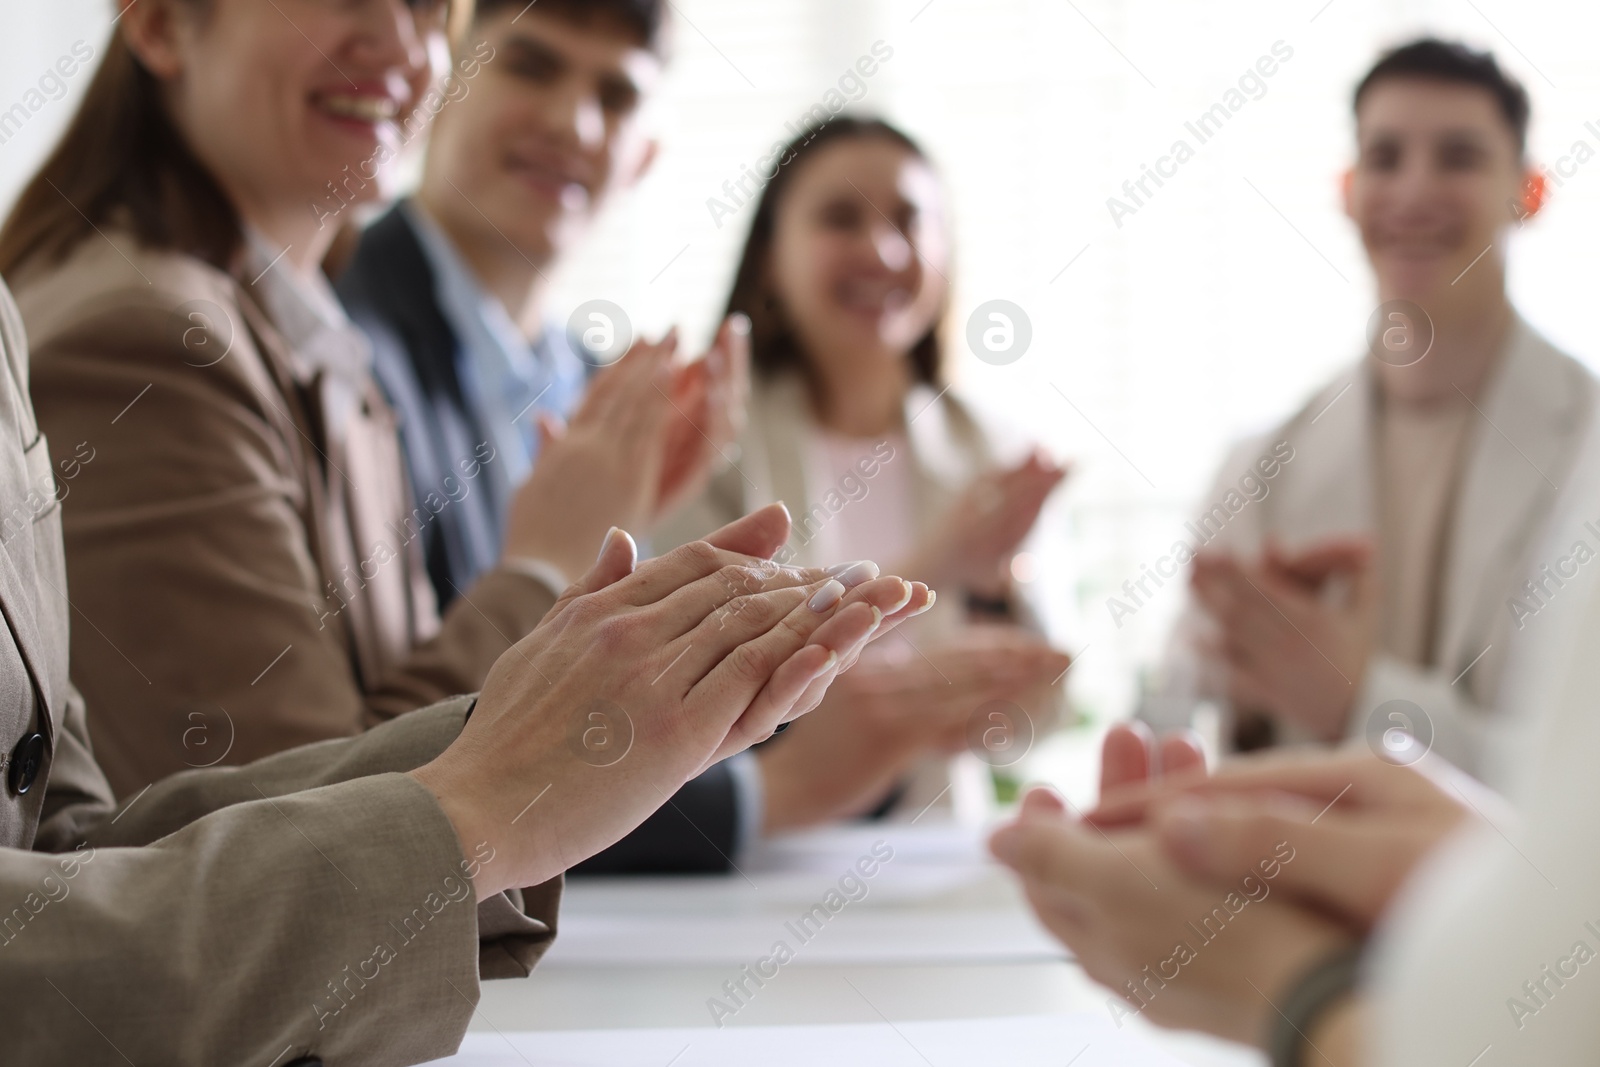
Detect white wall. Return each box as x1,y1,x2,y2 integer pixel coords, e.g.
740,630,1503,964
5,0,1599,727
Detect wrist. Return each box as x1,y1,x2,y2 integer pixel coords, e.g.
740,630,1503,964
1263,942,1365,1065
409,761,506,903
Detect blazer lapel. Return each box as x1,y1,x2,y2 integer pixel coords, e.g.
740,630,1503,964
1437,317,1594,673
232,287,390,683
747,376,820,563
0,535,55,741
903,383,979,538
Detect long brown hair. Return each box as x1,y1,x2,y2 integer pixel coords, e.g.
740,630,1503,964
723,116,947,392
0,0,474,279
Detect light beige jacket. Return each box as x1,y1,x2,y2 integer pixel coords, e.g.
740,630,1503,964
13,233,557,796
1143,316,1597,775
0,277,559,1065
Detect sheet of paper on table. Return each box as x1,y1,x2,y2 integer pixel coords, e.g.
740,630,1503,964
420,1014,1188,1066
543,822,1069,968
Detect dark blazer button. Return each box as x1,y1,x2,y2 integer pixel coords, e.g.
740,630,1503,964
8,732,45,794
284,1058,323,1067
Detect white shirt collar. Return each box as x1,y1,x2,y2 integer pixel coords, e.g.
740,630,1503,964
242,228,372,385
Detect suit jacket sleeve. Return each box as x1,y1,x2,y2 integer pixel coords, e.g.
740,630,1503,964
24,273,556,792
13,691,559,1067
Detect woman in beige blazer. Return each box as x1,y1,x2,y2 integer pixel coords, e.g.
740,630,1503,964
0,262,930,1064
0,0,743,798
659,118,1072,822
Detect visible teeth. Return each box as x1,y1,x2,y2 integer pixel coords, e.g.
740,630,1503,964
841,283,906,309
320,94,398,122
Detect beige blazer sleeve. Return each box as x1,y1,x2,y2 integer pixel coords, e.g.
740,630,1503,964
18,247,557,794
12,692,559,1067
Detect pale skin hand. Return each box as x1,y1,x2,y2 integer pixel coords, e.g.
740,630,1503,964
1189,537,1377,742
1089,747,1474,932
989,787,1355,1046
757,625,1072,833
900,451,1067,598
411,503,934,900
654,314,751,523
500,316,751,582
1097,720,1207,802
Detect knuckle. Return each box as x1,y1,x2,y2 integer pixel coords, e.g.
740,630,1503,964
724,639,771,684
677,540,722,572
718,562,763,597
559,591,608,630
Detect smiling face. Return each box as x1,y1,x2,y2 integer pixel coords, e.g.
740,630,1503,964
766,136,949,381
136,0,445,246
418,7,660,268
1346,77,1531,305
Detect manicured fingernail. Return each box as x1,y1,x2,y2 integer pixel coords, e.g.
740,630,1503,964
916,588,936,614
596,526,622,563
811,649,839,679
885,579,913,614
808,579,846,612
729,312,751,336
826,560,880,588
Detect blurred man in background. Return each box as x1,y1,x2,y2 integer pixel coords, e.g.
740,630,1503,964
1142,39,1597,776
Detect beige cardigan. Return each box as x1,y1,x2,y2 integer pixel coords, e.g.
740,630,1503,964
14,232,557,796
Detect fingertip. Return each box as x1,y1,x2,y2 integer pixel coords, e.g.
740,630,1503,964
1020,785,1068,818
988,824,1022,867
728,311,752,336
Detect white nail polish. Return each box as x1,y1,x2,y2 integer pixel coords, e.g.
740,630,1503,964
813,650,839,678
808,579,846,612
826,560,880,588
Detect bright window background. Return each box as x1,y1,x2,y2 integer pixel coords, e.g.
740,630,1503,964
6,0,1599,798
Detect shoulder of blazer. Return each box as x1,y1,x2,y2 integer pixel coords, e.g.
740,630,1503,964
336,204,465,405
9,232,297,417
12,232,240,358
1491,316,1597,432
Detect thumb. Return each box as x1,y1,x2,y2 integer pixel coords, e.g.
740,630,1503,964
703,502,792,559
548,526,638,614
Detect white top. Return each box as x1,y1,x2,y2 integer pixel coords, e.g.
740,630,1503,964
800,426,915,569
1369,408,1600,1064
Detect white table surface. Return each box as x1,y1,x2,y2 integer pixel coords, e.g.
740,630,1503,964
465,825,1266,1067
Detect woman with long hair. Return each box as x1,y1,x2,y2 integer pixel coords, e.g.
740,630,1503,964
0,0,741,796
660,116,1072,822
